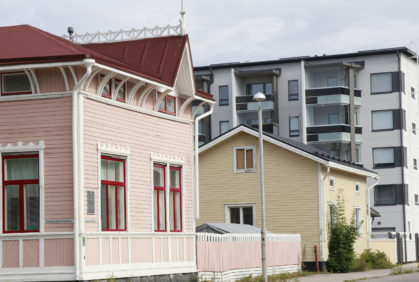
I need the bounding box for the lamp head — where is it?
[253,92,266,102]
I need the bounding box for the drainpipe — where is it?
[194,102,215,219]
[397,51,408,262]
[318,164,330,271]
[367,177,379,249]
[72,59,94,280]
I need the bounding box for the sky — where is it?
[2,0,419,66]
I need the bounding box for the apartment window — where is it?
[158,93,176,115]
[169,167,182,232]
[246,82,272,96]
[415,194,419,205]
[289,116,300,137]
[329,204,337,228]
[374,185,396,205]
[411,87,415,99]
[329,177,335,190]
[371,110,393,131]
[371,73,392,94]
[413,123,416,135]
[288,80,299,101]
[219,85,229,106]
[100,75,112,98]
[355,182,360,194]
[414,158,418,170]
[355,207,362,232]
[153,164,166,231]
[1,73,32,95]
[101,156,126,231]
[327,76,338,87]
[220,121,229,135]
[373,148,395,168]
[226,205,254,225]
[234,147,256,173]
[328,113,339,124]
[115,79,126,102]
[3,154,39,233]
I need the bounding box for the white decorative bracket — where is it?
[98,142,130,156]
[0,140,45,153]
[150,152,184,165]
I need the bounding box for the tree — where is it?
[327,194,360,273]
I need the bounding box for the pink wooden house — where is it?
[0,24,214,281]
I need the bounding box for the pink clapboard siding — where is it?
[197,234,301,272]
[3,240,19,268]
[23,239,39,267]
[44,238,74,266]
[83,97,193,233]
[131,238,152,263]
[0,97,74,232]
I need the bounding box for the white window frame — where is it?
[328,202,337,229]
[371,110,394,131]
[234,146,256,173]
[329,176,335,190]
[97,142,130,232]
[225,203,256,226]
[355,182,360,195]
[150,152,185,233]
[1,72,32,94]
[354,206,362,235]
[0,140,45,234]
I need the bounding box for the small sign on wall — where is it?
[87,191,95,215]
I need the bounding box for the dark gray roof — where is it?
[200,124,377,175]
[196,223,266,234]
[370,207,381,218]
[194,47,416,71]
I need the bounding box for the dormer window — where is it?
[157,92,176,115]
[1,73,32,95]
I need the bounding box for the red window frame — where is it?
[2,154,39,233]
[157,93,176,115]
[115,79,126,102]
[154,163,167,232]
[1,72,32,95]
[169,166,182,232]
[101,155,126,231]
[100,75,112,99]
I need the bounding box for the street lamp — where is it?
[253,92,267,281]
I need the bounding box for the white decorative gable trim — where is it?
[98,142,130,156]
[151,152,185,165]
[0,140,45,152]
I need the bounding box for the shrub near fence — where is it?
[196,233,301,281]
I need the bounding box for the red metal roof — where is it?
[196,90,215,101]
[83,36,187,87]
[0,24,214,99]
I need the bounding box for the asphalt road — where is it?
[363,272,419,281]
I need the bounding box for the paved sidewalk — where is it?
[298,263,418,282]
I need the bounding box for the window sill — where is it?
[371,91,394,95]
[372,129,395,132]
[234,169,256,173]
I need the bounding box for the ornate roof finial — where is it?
[180,0,186,35]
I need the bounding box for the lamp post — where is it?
[253,92,267,281]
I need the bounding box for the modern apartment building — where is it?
[194,47,419,243]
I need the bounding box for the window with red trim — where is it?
[1,72,32,95]
[169,166,182,232]
[100,75,112,98]
[2,154,39,233]
[153,164,166,231]
[157,93,176,115]
[100,156,126,231]
[115,79,126,102]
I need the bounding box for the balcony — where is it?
[306,87,361,105]
[251,123,274,133]
[236,94,274,111]
[307,125,362,143]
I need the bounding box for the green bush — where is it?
[327,195,360,273]
[351,249,393,271]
